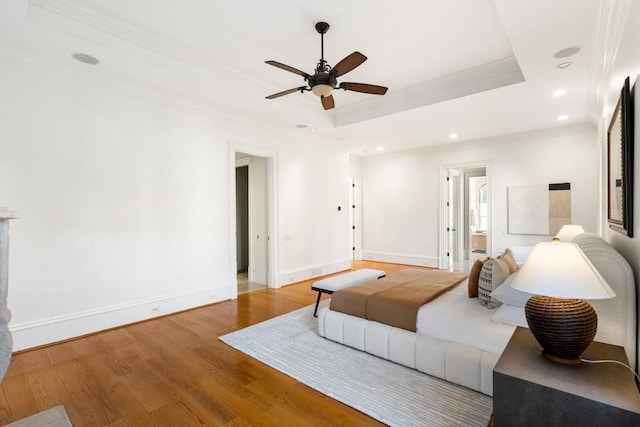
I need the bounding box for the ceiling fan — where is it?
[265,22,388,110]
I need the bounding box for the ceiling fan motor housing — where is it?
[309,72,337,89]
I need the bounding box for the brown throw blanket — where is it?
[330,269,468,332]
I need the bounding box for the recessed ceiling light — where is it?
[295,124,308,129]
[449,133,459,139]
[376,146,384,151]
[554,47,580,58]
[556,62,572,69]
[310,128,317,132]
[553,89,567,97]
[71,53,100,65]
[557,115,569,121]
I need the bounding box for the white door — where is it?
[349,176,363,261]
[234,152,270,287]
[451,174,461,262]
[350,177,356,259]
[444,172,457,269]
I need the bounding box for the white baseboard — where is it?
[10,285,234,352]
[361,251,439,269]
[278,259,352,286]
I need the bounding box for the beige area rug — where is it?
[6,406,72,427]
[220,302,493,427]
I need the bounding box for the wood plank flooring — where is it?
[0,261,430,426]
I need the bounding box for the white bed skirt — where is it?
[318,307,499,396]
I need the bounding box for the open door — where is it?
[440,161,492,271]
[234,152,270,294]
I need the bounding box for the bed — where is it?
[317,233,637,396]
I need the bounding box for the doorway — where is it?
[466,168,488,261]
[235,153,268,294]
[440,161,491,272]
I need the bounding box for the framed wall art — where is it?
[607,76,634,237]
[507,183,571,235]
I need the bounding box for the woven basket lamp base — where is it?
[524,295,598,365]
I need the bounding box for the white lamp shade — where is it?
[554,224,585,242]
[311,84,333,97]
[511,242,615,299]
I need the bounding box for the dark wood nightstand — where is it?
[493,327,640,426]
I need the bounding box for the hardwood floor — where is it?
[0,261,430,426]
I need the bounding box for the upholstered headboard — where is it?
[573,233,637,370]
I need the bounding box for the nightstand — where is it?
[493,327,640,426]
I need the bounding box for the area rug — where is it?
[6,405,72,427]
[220,302,493,427]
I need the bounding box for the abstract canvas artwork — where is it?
[507,183,571,235]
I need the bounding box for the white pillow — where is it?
[492,304,529,328]
[490,273,532,307]
[509,246,534,265]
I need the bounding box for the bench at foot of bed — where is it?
[311,268,385,317]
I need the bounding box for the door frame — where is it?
[439,160,492,269]
[229,143,280,295]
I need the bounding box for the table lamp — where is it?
[554,224,585,242]
[511,242,615,364]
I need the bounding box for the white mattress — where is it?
[416,279,517,355]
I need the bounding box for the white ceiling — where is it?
[0,0,609,155]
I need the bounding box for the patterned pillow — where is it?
[478,258,510,308]
[468,257,489,298]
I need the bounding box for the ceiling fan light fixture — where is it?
[312,84,333,97]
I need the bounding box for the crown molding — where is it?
[26,0,271,92]
[29,0,207,65]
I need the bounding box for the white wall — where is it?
[359,123,598,265]
[277,146,351,282]
[0,67,351,350]
[598,1,640,371]
[601,1,640,278]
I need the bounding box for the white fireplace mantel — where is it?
[0,207,17,382]
[0,208,18,220]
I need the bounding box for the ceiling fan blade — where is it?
[331,52,367,77]
[266,86,307,99]
[321,94,335,110]
[265,60,311,79]
[339,82,388,95]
